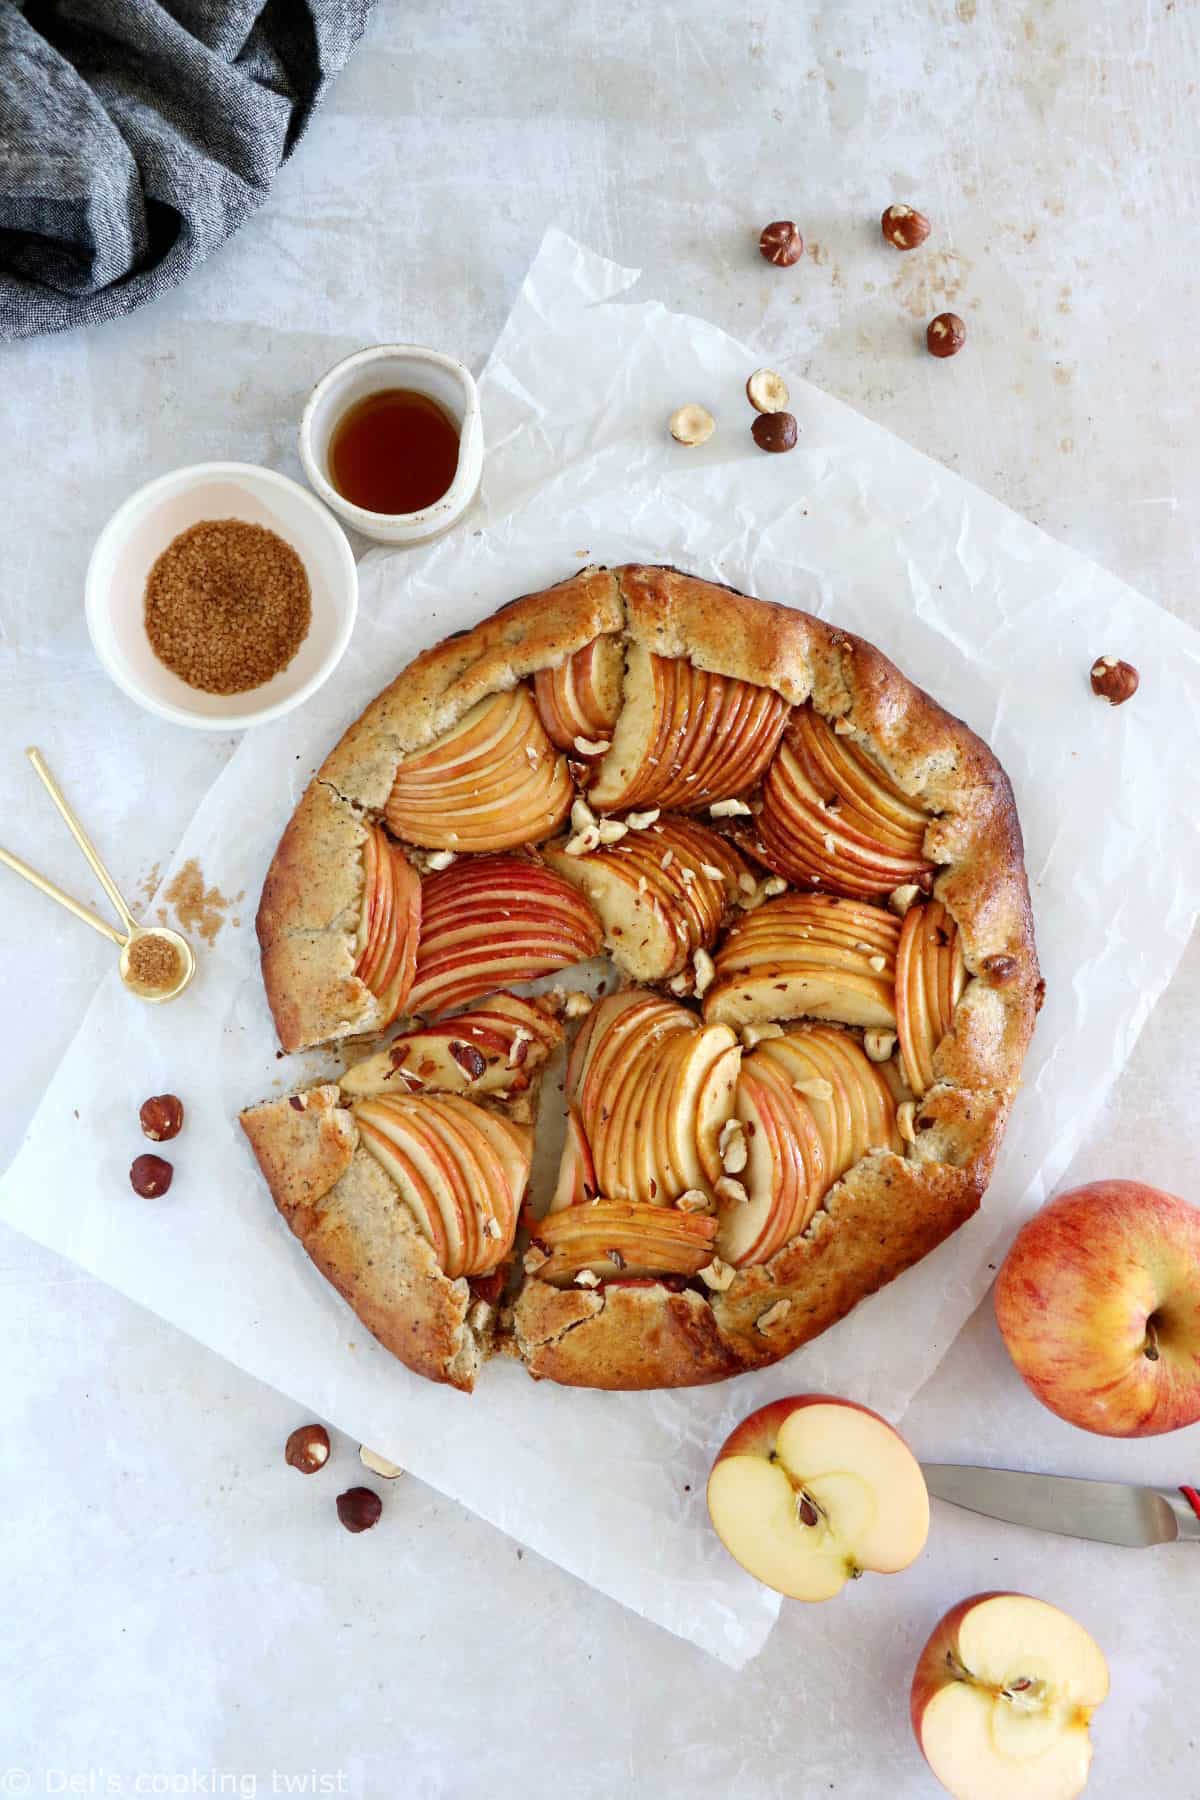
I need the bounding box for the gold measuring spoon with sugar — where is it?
[0,747,195,1003]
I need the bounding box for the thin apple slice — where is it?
[407,854,603,1017]
[756,704,935,898]
[704,893,899,1029]
[548,1104,599,1212]
[565,988,652,1102]
[385,687,573,851]
[896,899,967,1095]
[719,1051,820,1267]
[354,1097,474,1276]
[353,824,423,1028]
[751,1024,901,1182]
[354,1093,531,1276]
[527,1198,717,1284]
[577,991,689,1121]
[664,1022,741,1194]
[589,645,789,813]
[355,1114,450,1269]
[546,814,750,981]
[912,1593,1110,1800]
[707,1397,930,1602]
[533,634,624,751]
[340,993,560,1098]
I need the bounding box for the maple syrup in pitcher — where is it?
[328,388,461,515]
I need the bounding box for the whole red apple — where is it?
[995,1179,1200,1436]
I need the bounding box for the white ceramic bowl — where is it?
[298,344,483,546]
[85,462,358,730]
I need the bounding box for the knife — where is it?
[921,1464,1200,1548]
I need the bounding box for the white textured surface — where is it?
[3,2,1200,1794]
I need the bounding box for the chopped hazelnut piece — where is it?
[626,808,660,830]
[863,1029,897,1063]
[897,1100,917,1144]
[756,1299,792,1333]
[692,947,716,996]
[699,1257,736,1291]
[710,798,752,818]
[715,1175,749,1206]
[889,884,921,916]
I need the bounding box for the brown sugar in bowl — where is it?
[85,462,357,730]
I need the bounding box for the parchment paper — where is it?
[3,230,1199,1667]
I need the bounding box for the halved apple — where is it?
[532,634,624,751]
[588,645,789,813]
[527,1197,717,1284]
[339,993,562,1098]
[911,1593,1110,1800]
[895,899,967,1094]
[407,854,603,1017]
[353,824,422,1027]
[545,814,750,980]
[707,1396,930,1601]
[385,687,573,851]
[704,893,900,1029]
[353,1092,531,1277]
[755,704,935,897]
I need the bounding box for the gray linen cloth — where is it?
[0,0,373,339]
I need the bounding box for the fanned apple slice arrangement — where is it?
[246,565,1038,1397]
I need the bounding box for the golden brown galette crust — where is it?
[240,1088,483,1391]
[251,564,1040,1392]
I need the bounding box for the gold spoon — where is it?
[0,748,195,1003]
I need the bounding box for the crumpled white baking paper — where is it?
[3,230,1199,1667]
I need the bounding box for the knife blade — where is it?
[921,1463,1200,1548]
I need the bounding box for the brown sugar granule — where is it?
[144,519,311,695]
[162,858,230,945]
[127,934,182,989]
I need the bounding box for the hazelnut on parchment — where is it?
[881,204,931,250]
[758,220,804,266]
[1089,656,1139,706]
[139,1094,184,1141]
[926,313,966,358]
[336,1487,383,1533]
[746,368,790,414]
[285,1424,331,1474]
[129,1153,172,1197]
[669,404,716,447]
[751,411,799,453]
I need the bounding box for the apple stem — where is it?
[1144,1316,1161,1362]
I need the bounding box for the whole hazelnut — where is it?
[881,203,931,250]
[130,1152,172,1197]
[1090,656,1139,706]
[745,368,790,414]
[758,220,804,267]
[139,1093,184,1141]
[285,1423,331,1473]
[751,411,799,453]
[336,1487,383,1533]
[669,403,716,447]
[927,312,967,358]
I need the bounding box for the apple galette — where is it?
[241,566,1040,1392]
